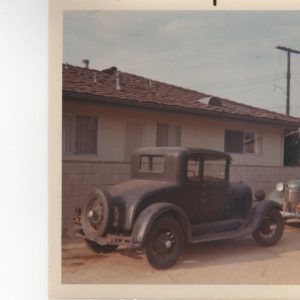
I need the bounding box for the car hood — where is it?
[107,179,181,229]
[286,178,300,190]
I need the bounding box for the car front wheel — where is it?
[252,207,284,247]
[142,217,184,270]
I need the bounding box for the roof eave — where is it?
[63,91,300,130]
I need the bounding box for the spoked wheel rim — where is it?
[259,216,277,238]
[252,207,284,247]
[144,217,184,270]
[82,189,114,238]
[86,197,105,232]
[151,228,176,259]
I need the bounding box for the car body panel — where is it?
[107,179,201,229]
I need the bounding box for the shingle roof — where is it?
[63,63,300,127]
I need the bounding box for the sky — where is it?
[63,10,300,118]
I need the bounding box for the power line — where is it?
[189,73,286,90]
[227,81,273,98]
[274,51,283,86]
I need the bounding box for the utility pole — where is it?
[276,46,300,116]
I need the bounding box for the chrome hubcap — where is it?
[165,240,172,248]
[86,198,104,230]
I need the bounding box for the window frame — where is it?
[62,113,99,155]
[155,122,182,147]
[202,157,228,182]
[187,155,201,182]
[224,129,263,155]
[139,155,165,173]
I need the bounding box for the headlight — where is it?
[276,182,285,192]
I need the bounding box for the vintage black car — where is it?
[67,147,284,269]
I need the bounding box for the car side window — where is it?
[187,156,201,181]
[203,158,226,182]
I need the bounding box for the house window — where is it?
[156,123,182,147]
[225,130,262,154]
[62,114,98,154]
[125,122,144,161]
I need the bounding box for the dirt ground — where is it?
[61,221,300,285]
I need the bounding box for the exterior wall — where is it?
[63,102,285,166]
[62,160,300,236]
[62,161,131,235]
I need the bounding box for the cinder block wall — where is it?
[62,161,300,236]
[230,165,300,195]
[62,161,131,235]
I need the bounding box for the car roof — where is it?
[134,147,232,160]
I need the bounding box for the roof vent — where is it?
[102,66,117,74]
[82,59,89,68]
[198,97,222,107]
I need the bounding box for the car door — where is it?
[184,155,202,224]
[197,156,231,223]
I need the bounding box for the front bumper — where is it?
[281,211,300,219]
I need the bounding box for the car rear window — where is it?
[139,155,165,173]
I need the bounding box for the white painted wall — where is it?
[63,102,285,166]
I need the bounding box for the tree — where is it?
[284,131,300,166]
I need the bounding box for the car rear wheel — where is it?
[84,239,118,253]
[142,217,184,270]
[252,207,284,247]
[82,189,114,238]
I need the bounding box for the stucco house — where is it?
[62,62,300,233]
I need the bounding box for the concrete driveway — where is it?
[61,221,300,285]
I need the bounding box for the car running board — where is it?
[190,218,255,243]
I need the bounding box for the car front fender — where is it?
[131,202,191,248]
[245,200,283,232]
[266,189,284,207]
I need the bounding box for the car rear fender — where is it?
[131,202,191,248]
